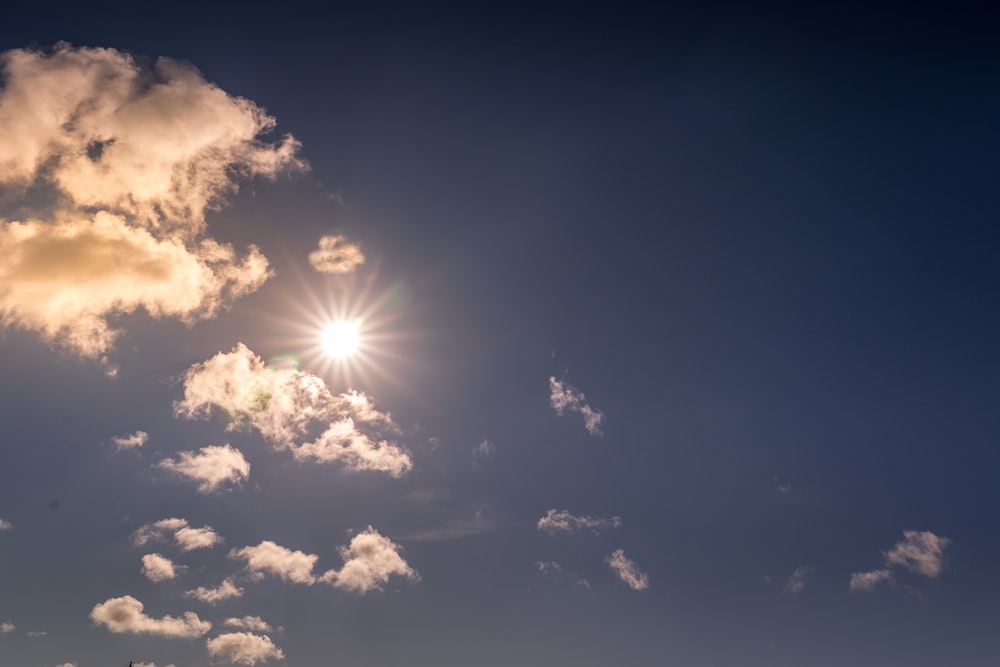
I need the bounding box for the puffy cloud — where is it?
[141,553,182,582]
[0,518,11,531]
[1,621,13,632]
[537,509,622,535]
[113,430,148,450]
[229,541,319,585]
[849,568,895,593]
[157,444,250,493]
[224,616,272,633]
[783,565,811,594]
[185,578,244,605]
[206,632,284,665]
[606,549,649,591]
[308,234,365,274]
[176,343,412,476]
[0,44,303,357]
[548,377,604,436]
[319,526,418,593]
[534,560,562,574]
[90,595,211,638]
[133,518,222,552]
[884,530,950,578]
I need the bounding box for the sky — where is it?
[0,4,999,667]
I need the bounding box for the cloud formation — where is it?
[884,530,950,577]
[320,526,419,593]
[549,377,604,436]
[229,541,319,585]
[0,44,303,357]
[1,622,13,632]
[113,430,148,450]
[133,518,222,552]
[157,444,250,493]
[185,578,244,605]
[849,568,894,593]
[308,234,365,274]
[141,553,182,582]
[176,343,412,476]
[783,565,811,594]
[90,595,211,638]
[224,616,272,633]
[535,560,562,574]
[606,549,649,591]
[537,509,622,535]
[0,518,11,531]
[206,632,284,665]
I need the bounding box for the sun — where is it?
[321,319,361,358]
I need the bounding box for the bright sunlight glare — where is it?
[321,319,361,358]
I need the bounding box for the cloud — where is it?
[1,622,13,632]
[176,343,412,476]
[308,234,365,274]
[206,632,284,665]
[90,595,211,638]
[535,560,562,574]
[27,631,46,637]
[849,568,895,593]
[537,509,622,535]
[55,663,76,667]
[224,616,272,633]
[157,444,250,493]
[783,565,811,594]
[606,549,649,591]
[113,430,148,450]
[0,44,303,357]
[319,526,419,593]
[0,518,10,531]
[229,541,319,585]
[548,377,604,436]
[185,578,244,605]
[133,517,222,552]
[884,530,950,577]
[141,553,182,582]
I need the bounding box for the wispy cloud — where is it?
[308,234,365,274]
[319,526,418,593]
[606,549,649,591]
[157,444,250,493]
[90,595,211,637]
[537,509,622,535]
[176,343,412,476]
[0,518,11,531]
[849,568,894,593]
[206,632,284,665]
[548,377,604,436]
[112,430,148,451]
[885,530,950,577]
[185,578,244,605]
[783,565,811,594]
[229,541,319,585]
[133,518,222,552]
[141,553,183,582]
[534,560,562,574]
[224,616,273,633]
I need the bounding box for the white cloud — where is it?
[176,343,412,476]
[308,234,365,274]
[224,616,272,633]
[849,568,895,593]
[229,541,319,585]
[783,565,811,594]
[606,549,649,591]
[319,526,419,593]
[1,622,13,632]
[185,578,244,605]
[141,553,182,582]
[0,44,303,357]
[54,663,76,667]
[157,443,250,493]
[884,530,950,577]
[133,517,222,552]
[90,595,211,638]
[548,377,604,436]
[113,430,148,450]
[534,560,562,574]
[206,632,284,665]
[0,518,12,531]
[537,509,622,535]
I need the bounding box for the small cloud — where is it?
[113,430,148,451]
[772,476,792,495]
[534,560,562,574]
[229,541,319,585]
[133,517,222,552]
[472,439,495,468]
[90,595,211,638]
[884,530,950,578]
[548,377,604,436]
[0,622,13,633]
[319,526,419,593]
[206,632,284,665]
[0,518,12,531]
[185,578,244,605]
[308,234,365,274]
[576,579,591,590]
[54,663,76,667]
[606,549,649,591]
[783,565,811,594]
[849,568,895,593]
[141,553,182,582]
[157,443,250,493]
[537,509,622,535]
[27,631,46,637]
[224,616,272,633]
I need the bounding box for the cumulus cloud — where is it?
[90,595,211,638]
[224,616,272,633]
[157,444,250,493]
[113,430,148,450]
[141,553,182,582]
[849,568,895,593]
[884,530,950,577]
[308,234,365,274]
[0,518,11,531]
[229,541,319,585]
[783,565,811,594]
[1,621,13,632]
[206,632,284,665]
[537,509,622,535]
[185,578,244,605]
[133,517,222,552]
[319,526,418,593]
[606,549,649,591]
[548,377,604,436]
[175,343,412,476]
[0,44,303,357]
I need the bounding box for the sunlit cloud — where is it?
[0,518,11,531]
[90,595,211,638]
[309,234,365,274]
[606,549,649,591]
[224,616,273,633]
[783,565,811,594]
[537,509,621,535]
[185,579,244,605]
[0,622,13,633]
[141,553,183,582]
[133,518,222,552]
[156,444,250,493]
[849,568,894,593]
[206,632,284,665]
[319,526,418,593]
[112,430,148,451]
[885,530,950,577]
[176,343,412,476]
[548,377,604,436]
[229,541,319,585]
[0,44,304,358]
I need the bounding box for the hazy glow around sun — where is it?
[321,320,361,358]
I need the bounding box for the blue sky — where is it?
[0,4,998,666]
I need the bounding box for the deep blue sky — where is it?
[1,4,998,666]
